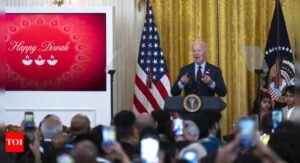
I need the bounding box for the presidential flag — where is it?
[263,0,295,101]
[133,0,171,113]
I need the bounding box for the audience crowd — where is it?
[0,86,299,163]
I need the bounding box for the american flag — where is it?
[133,0,171,113]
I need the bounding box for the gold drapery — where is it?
[150,0,295,134]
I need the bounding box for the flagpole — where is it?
[255,69,263,130]
[275,0,281,89]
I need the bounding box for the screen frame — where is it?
[4,7,114,127]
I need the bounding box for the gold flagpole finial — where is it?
[138,0,145,12]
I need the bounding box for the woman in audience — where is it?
[251,92,273,129]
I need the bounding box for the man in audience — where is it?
[175,120,207,162]
[282,85,299,121]
[52,132,71,149]
[70,114,91,139]
[159,140,177,163]
[136,113,158,134]
[43,132,72,163]
[41,115,63,140]
[90,124,105,155]
[114,111,139,159]
[199,110,224,155]
[40,114,63,158]
[192,114,210,139]
[151,110,171,135]
[71,140,97,163]
[174,120,203,152]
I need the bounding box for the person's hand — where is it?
[215,135,240,163]
[174,135,184,142]
[0,122,5,138]
[29,130,41,161]
[254,136,286,163]
[111,142,128,158]
[102,142,127,156]
[201,74,213,85]
[19,120,36,132]
[19,120,25,132]
[180,73,190,85]
[104,142,131,163]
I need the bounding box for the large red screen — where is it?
[5,13,106,91]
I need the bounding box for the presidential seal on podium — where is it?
[183,94,201,112]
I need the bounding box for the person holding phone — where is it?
[199,110,224,155]
[171,40,227,97]
[40,114,63,160]
[102,126,117,152]
[24,112,36,143]
[113,111,139,159]
[212,134,285,163]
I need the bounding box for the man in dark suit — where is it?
[171,41,227,97]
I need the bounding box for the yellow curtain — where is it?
[150,0,296,135]
[219,0,295,134]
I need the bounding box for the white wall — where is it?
[4,92,110,127]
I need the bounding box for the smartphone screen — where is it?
[238,117,257,149]
[24,112,35,142]
[102,126,116,145]
[57,154,74,163]
[65,144,74,150]
[141,137,159,163]
[24,112,34,122]
[173,118,184,136]
[24,112,34,128]
[272,110,283,130]
[182,149,198,163]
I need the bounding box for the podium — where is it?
[164,96,226,113]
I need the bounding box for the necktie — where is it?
[197,65,202,81]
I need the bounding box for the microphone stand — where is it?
[108,70,116,125]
